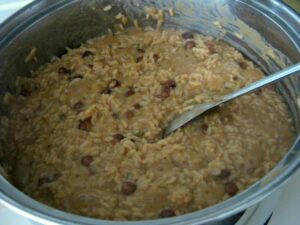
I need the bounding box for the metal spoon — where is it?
[163,63,300,137]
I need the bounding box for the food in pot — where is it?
[0,28,294,220]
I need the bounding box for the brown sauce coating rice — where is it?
[0,29,294,220]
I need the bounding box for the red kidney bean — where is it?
[112,113,119,119]
[137,48,145,53]
[185,40,196,49]
[125,89,135,97]
[73,101,84,113]
[121,181,137,195]
[255,89,262,96]
[81,155,94,166]
[78,117,92,131]
[218,169,231,179]
[204,41,216,54]
[162,80,176,90]
[159,208,176,218]
[101,87,112,95]
[81,50,94,58]
[224,181,239,196]
[182,31,194,39]
[58,67,71,75]
[125,110,134,119]
[237,61,248,69]
[136,55,144,63]
[153,54,159,63]
[113,133,125,142]
[201,123,209,133]
[70,75,83,80]
[233,76,239,81]
[133,103,141,109]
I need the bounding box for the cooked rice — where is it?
[0,29,294,220]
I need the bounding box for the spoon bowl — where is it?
[163,63,300,137]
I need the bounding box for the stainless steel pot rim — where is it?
[0,0,299,224]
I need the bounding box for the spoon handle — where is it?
[221,63,300,104]
[164,63,300,137]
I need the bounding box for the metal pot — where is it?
[0,0,299,224]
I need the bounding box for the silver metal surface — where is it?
[164,63,300,136]
[0,0,299,225]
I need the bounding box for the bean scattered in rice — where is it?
[0,28,294,221]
